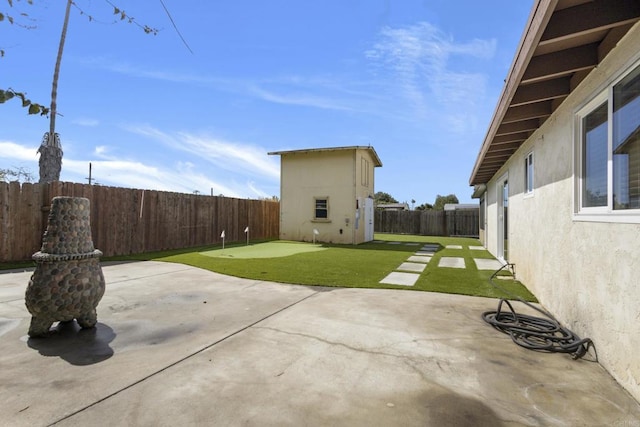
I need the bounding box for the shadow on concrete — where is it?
[27,321,115,366]
[419,391,506,427]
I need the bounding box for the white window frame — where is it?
[576,91,609,216]
[574,59,640,223]
[524,151,534,196]
[313,196,330,222]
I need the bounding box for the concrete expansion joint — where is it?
[104,267,196,285]
[1,297,26,304]
[46,290,323,426]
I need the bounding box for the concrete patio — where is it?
[1,261,639,426]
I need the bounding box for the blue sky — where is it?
[1,0,532,205]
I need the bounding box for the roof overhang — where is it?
[269,145,383,167]
[469,0,640,186]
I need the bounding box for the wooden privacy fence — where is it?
[374,209,479,237]
[0,181,280,262]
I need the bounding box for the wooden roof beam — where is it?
[522,43,598,84]
[496,119,540,136]
[541,0,640,45]
[478,158,512,166]
[491,133,528,145]
[503,101,552,123]
[511,77,571,106]
[487,142,522,154]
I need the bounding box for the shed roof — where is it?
[469,0,640,187]
[268,146,382,167]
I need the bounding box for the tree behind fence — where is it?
[374,209,479,237]
[0,182,280,263]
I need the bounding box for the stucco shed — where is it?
[269,146,382,245]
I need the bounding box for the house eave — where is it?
[469,0,640,187]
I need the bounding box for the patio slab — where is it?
[396,262,427,273]
[415,251,436,256]
[407,255,431,263]
[445,245,463,249]
[474,258,506,271]
[378,271,420,286]
[421,245,440,252]
[470,246,486,251]
[1,261,639,426]
[438,257,466,269]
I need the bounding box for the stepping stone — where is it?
[469,246,485,250]
[446,245,463,249]
[387,241,402,245]
[404,243,420,246]
[422,245,439,251]
[474,258,505,271]
[407,255,430,263]
[438,257,466,269]
[373,240,385,244]
[396,262,426,273]
[379,272,419,286]
[415,251,435,256]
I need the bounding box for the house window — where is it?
[613,65,640,210]
[314,197,329,220]
[576,61,640,220]
[581,100,608,208]
[524,152,534,194]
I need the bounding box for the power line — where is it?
[159,0,193,54]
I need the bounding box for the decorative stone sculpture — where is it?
[25,196,105,337]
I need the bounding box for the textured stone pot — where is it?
[25,196,105,337]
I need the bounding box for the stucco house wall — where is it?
[483,23,640,401]
[271,147,380,245]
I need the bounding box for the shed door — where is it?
[364,197,374,242]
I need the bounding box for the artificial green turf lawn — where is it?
[149,234,537,302]
[0,234,536,301]
[201,241,327,259]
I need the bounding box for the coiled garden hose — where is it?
[482,264,596,361]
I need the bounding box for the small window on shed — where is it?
[361,157,370,187]
[314,197,329,219]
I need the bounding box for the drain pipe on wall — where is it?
[482,264,596,361]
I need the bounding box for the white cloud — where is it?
[0,139,275,198]
[72,118,100,127]
[80,57,382,116]
[247,84,355,112]
[365,21,496,127]
[247,180,271,199]
[0,141,39,162]
[94,145,110,157]
[126,125,280,180]
[64,156,250,197]
[80,57,233,87]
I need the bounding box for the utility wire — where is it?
[159,0,193,54]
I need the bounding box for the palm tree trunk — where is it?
[38,0,72,183]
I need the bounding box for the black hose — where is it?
[482,264,596,360]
